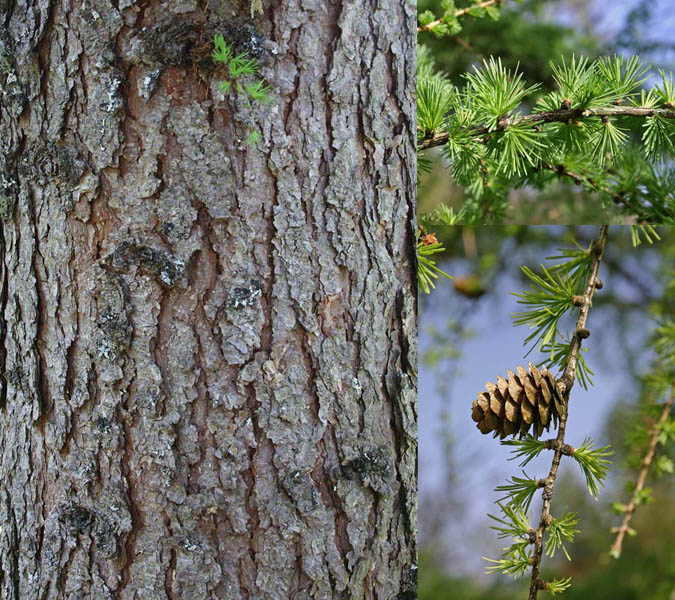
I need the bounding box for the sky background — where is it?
[555,0,675,64]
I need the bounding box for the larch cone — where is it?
[471,362,564,439]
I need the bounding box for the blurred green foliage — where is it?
[417,0,600,88]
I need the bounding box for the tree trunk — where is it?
[0,1,417,599]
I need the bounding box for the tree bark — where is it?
[0,1,417,599]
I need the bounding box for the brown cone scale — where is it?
[471,362,563,439]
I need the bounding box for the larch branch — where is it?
[527,225,609,600]
[610,384,674,558]
[538,163,636,213]
[418,106,675,151]
[417,0,502,33]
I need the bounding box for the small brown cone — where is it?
[471,363,563,439]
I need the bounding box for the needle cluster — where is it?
[418,232,453,294]
[212,33,272,105]
[417,48,675,222]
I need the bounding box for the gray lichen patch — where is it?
[0,192,13,221]
[99,70,124,114]
[137,67,162,102]
[96,314,132,360]
[0,29,14,74]
[226,280,262,309]
[55,145,88,188]
[216,279,266,365]
[94,272,132,366]
[93,513,118,557]
[101,242,187,288]
[0,71,26,119]
[58,501,122,557]
[18,142,57,184]
[0,28,25,120]
[96,335,121,361]
[0,169,17,221]
[133,388,163,419]
[5,365,25,395]
[96,272,128,318]
[341,446,393,495]
[154,184,199,252]
[280,470,319,516]
[17,141,88,197]
[60,502,96,534]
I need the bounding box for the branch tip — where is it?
[610,384,674,557]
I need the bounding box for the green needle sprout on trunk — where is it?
[212,34,272,106]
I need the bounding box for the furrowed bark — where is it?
[0,1,417,599]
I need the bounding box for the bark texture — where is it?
[0,0,417,598]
